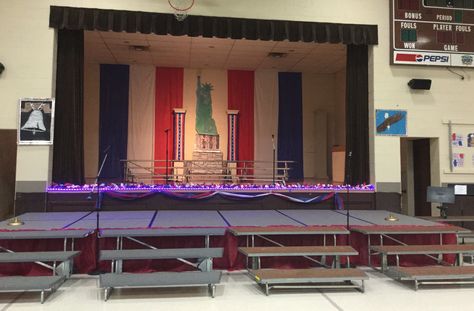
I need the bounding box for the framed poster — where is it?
[375,109,407,136]
[18,98,55,145]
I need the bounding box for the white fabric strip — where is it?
[254,70,279,177]
[127,65,155,162]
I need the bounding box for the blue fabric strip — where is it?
[277,72,304,181]
[99,64,130,180]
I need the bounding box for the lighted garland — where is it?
[47,183,375,193]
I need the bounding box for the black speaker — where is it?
[408,79,431,90]
[0,63,4,75]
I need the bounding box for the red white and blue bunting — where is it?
[103,190,344,209]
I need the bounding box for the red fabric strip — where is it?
[154,67,184,178]
[227,70,254,167]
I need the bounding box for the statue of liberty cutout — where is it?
[195,76,219,150]
[191,75,223,183]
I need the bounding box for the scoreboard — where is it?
[391,0,474,67]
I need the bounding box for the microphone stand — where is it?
[89,148,109,275]
[272,135,276,186]
[346,151,352,246]
[165,129,170,185]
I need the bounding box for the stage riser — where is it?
[15,192,401,214]
[0,232,456,276]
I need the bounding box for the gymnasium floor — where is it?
[0,268,473,311]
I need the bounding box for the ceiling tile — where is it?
[147,34,192,43]
[84,31,346,73]
[84,31,103,43]
[234,39,276,47]
[99,31,125,39]
[148,41,191,49]
[104,38,149,47]
[191,37,234,46]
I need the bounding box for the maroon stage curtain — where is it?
[228,70,255,172]
[154,68,184,177]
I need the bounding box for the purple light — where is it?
[47,183,375,193]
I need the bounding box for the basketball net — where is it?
[168,0,194,21]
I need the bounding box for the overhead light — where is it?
[130,45,150,52]
[267,52,288,58]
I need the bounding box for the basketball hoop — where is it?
[168,0,195,21]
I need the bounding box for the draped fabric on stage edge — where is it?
[99,64,130,180]
[155,68,183,176]
[227,70,255,167]
[345,45,369,185]
[52,29,85,185]
[0,231,456,275]
[277,72,304,181]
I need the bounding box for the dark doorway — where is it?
[413,139,431,216]
[0,129,17,219]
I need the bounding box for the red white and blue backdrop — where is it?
[83,65,347,183]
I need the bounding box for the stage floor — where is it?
[0,210,440,231]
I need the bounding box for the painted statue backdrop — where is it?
[195,76,218,136]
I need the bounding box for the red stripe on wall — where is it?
[228,70,255,164]
[154,67,183,179]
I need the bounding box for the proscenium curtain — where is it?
[154,67,184,176]
[278,72,304,181]
[99,64,130,181]
[50,6,378,45]
[228,70,255,167]
[345,44,369,185]
[52,29,85,184]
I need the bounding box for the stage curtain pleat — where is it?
[99,64,130,181]
[154,67,184,176]
[277,72,304,181]
[254,70,279,177]
[50,6,378,45]
[52,29,85,184]
[228,70,255,169]
[128,65,155,162]
[345,44,369,185]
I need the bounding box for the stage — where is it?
[0,210,441,230]
[0,209,463,276]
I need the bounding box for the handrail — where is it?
[122,159,295,184]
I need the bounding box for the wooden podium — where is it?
[332,146,345,184]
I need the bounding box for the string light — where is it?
[47,183,375,193]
